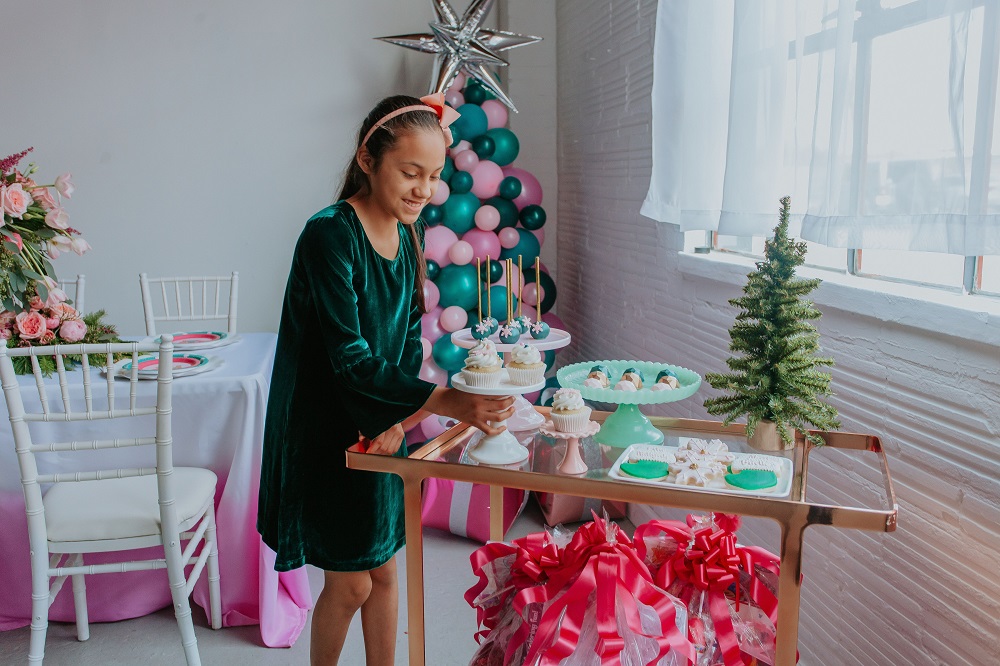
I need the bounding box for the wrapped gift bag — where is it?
[421,478,529,543]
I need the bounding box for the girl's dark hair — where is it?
[338,95,445,314]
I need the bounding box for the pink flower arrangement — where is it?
[5,294,88,345]
[1,147,91,312]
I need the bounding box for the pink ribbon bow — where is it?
[418,92,461,145]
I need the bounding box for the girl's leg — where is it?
[311,570,373,666]
[360,556,399,666]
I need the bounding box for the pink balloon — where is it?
[420,336,432,360]
[532,227,545,246]
[449,72,466,91]
[429,181,450,206]
[445,90,465,108]
[520,282,544,307]
[498,227,520,250]
[423,279,440,311]
[453,150,479,172]
[474,204,501,231]
[405,421,424,441]
[448,240,474,266]
[424,226,458,266]
[481,99,509,130]
[471,161,504,199]
[502,167,543,209]
[542,311,565,332]
[419,359,448,387]
[493,262,523,297]
[451,140,471,156]
[522,390,541,404]
[420,412,456,439]
[439,305,468,333]
[421,305,445,342]
[461,228,501,262]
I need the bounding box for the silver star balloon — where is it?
[375,0,542,112]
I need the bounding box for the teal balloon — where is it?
[450,170,474,194]
[442,192,480,234]
[449,127,463,147]
[498,176,522,200]
[481,285,516,322]
[436,264,480,310]
[425,259,440,281]
[453,104,489,141]
[472,135,496,159]
[464,84,488,105]
[432,335,466,373]
[483,259,503,283]
[499,229,541,266]
[486,128,520,166]
[525,268,557,314]
[422,204,442,225]
[543,350,556,371]
[441,156,455,182]
[484,196,519,229]
[519,205,546,230]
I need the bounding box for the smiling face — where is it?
[361,128,447,226]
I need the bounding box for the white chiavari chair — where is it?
[139,272,239,336]
[55,274,85,314]
[0,336,221,665]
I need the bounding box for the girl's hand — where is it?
[422,387,516,436]
[364,423,406,455]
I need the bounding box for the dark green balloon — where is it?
[450,170,474,194]
[464,84,488,105]
[486,128,519,166]
[449,127,463,147]
[432,335,466,372]
[472,135,496,159]
[441,156,455,182]
[453,104,488,141]
[436,263,480,310]
[498,176,522,200]
[484,259,503,283]
[524,267,557,314]
[543,350,556,372]
[422,204,442,225]
[481,285,517,322]
[499,229,541,267]
[519,205,546,230]
[484,196,519,229]
[425,259,440,281]
[442,192,480,234]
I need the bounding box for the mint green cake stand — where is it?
[556,360,702,448]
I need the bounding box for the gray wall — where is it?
[555,1,1000,664]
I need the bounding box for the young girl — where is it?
[257,94,515,665]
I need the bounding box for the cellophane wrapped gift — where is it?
[635,514,787,666]
[467,513,693,666]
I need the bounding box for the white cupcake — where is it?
[461,349,502,387]
[550,388,592,433]
[505,342,546,385]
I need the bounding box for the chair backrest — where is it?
[0,337,175,546]
[139,272,239,336]
[56,274,86,314]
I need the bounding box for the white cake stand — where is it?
[451,327,571,431]
[451,370,547,465]
[538,419,601,475]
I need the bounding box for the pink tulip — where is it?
[70,237,91,255]
[45,207,70,230]
[54,174,74,199]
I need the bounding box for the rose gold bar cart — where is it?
[346,408,898,666]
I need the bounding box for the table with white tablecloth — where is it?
[0,332,312,648]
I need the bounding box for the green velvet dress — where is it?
[258,200,435,572]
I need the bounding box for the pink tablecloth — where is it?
[0,332,312,647]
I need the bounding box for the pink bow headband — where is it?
[361,92,461,149]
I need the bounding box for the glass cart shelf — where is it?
[345,408,898,666]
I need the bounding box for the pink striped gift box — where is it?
[421,478,529,543]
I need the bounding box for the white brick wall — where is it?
[555,1,1000,664]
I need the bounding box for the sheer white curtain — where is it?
[642,0,1000,256]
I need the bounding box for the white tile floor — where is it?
[0,504,627,665]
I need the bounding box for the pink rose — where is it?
[0,329,11,340]
[2,232,23,252]
[58,318,87,343]
[70,237,91,256]
[54,174,74,199]
[1,183,33,218]
[45,317,60,330]
[15,311,47,340]
[0,311,15,327]
[29,187,57,211]
[28,296,44,311]
[44,207,70,230]
[39,330,56,345]
[49,302,78,320]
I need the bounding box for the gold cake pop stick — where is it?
[486,255,492,319]
[535,257,541,322]
[476,257,482,322]
[518,255,523,318]
[506,258,513,322]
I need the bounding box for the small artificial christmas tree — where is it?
[703,196,840,447]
